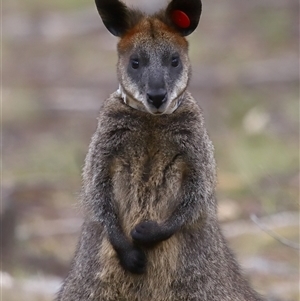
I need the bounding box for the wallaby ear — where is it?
[95,0,130,37]
[166,0,202,36]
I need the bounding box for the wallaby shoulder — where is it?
[86,91,209,161]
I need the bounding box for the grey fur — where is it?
[56,1,264,300]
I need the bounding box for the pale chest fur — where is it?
[111,138,186,236]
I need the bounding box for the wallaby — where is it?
[57,0,264,300]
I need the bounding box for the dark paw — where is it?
[118,246,146,274]
[131,220,164,246]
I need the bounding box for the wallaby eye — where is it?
[171,57,180,67]
[131,59,140,69]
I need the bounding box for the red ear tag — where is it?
[171,10,191,29]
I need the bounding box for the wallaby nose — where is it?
[147,90,167,109]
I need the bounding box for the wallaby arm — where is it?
[83,124,147,274]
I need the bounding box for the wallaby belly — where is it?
[97,151,186,300]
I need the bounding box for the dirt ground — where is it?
[2,0,299,300]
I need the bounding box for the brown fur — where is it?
[56,1,264,300]
[118,18,188,54]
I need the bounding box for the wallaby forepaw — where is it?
[119,246,146,274]
[131,220,164,245]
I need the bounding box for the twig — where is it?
[222,211,299,238]
[250,214,300,250]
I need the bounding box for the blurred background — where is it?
[2,0,299,300]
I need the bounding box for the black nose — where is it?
[147,90,167,109]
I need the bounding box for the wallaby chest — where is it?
[108,110,187,234]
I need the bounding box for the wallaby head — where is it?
[95,0,202,114]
